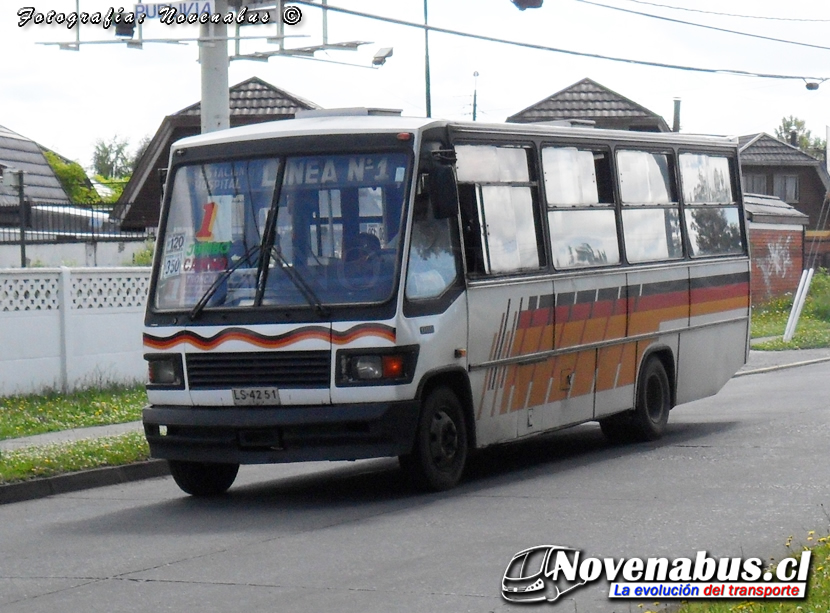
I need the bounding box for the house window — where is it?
[773,174,798,203]
[742,173,767,195]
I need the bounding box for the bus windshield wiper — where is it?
[189,245,261,320]
[269,246,330,318]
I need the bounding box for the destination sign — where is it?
[283,154,408,189]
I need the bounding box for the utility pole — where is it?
[4,169,28,267]
[472,71,479,121]
[423,0,431,118]
[200,0,230,133]
[17,170,26,268]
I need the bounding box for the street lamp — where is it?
[373,47,394,66]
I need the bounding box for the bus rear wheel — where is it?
[399,387,468,491]
[168,460,239,497]
[600,357,671,443]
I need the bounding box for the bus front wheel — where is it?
[168,460,239,497]
[399,387,468,491]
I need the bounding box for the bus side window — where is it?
[617,149,683,263]
[679,153,744,257]
[543,146,620,269]
[454,144,543,275]
[405,183,461,301]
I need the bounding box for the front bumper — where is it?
[142,400,420,465]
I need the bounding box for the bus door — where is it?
[542,145,625,426]
[454,143,550,446]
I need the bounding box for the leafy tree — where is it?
[43,150,100,204]
[89,135,151,203]
[775,116,826,162]
[92,174,128,204]
[93,136,131,179]
[130,135,151,173]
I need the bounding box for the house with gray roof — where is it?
[739,133,830,232]
[113,77,320,230]
[0,125,69,207]
[506,78,670,132]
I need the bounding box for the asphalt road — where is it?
[2,362,829,613]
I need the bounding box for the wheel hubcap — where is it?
[428,410,458,469]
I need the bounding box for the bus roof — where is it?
[171,110,739,152]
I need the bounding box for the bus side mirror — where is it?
[429,165,459,219]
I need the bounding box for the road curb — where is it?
[1,356,826,504]
[0,460,169,505]
[734,356,830,378]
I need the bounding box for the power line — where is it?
[621,0,830,23]
[574,0,830,52]
[289,0,828,82]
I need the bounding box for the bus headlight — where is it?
[145,353,184,388]
[336,347,418,386]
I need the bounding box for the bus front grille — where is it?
[185,351,331,389]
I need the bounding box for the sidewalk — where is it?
[737,347,830,376]
[2,347,829,504]
[0,420,165,505]
[0,420,144,453]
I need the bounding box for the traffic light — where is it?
[512,0,544,9]
[114,20,136,37]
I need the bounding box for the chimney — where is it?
[790,129,798,147]
[672,98,681,132]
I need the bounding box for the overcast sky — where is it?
[3,0,829,169]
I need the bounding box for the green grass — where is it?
[662,533,830,613]
[751,269,830,350]
[0,385,146,441]
[0,431,150,484]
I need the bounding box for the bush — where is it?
[130,240,155,266]
[805,268,830,321]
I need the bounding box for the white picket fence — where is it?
[0,267,151,396]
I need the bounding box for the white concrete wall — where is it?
[0,267,151,396]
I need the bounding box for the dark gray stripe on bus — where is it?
[690,271,749,290]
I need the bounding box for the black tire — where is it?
[168,460,239,497]
[399,387,468,491]
[631,357,671,441]
[600,357,672,443]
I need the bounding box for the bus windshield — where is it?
[154,151,410,311]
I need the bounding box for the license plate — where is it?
[232,387,280,406]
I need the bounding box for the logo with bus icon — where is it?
[502,545,587,604]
